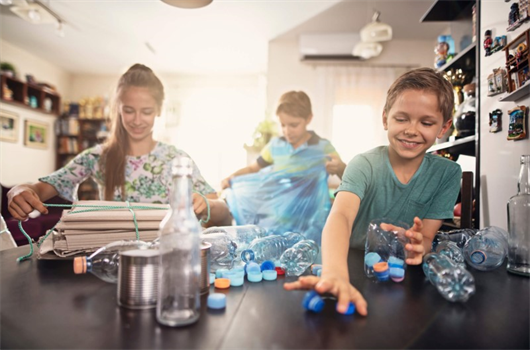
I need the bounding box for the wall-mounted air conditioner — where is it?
[299,33,364,61]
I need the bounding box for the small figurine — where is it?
[489,109,503,133]
[515,43,527,68]
[435,35,450,68]
[509,2,520,26]
[484,30,493,56]
[507,105,528,140]
[2,84,13,101]
[453,82,476,137]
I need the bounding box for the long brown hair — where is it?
[100,64,164,200]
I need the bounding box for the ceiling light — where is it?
[352,42,383,59]
[0,0,13,6]
[56,20,65,37]
[161,0,212,9]
[27,8,40,22]
[7,0,67,37]
[360,11,393,43]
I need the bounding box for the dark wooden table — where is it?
[1,246,528,349]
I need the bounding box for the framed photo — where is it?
[0,109,19,143]
[24,119,49,149]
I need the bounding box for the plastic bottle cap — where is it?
[209,273,216,284]
[207,293,226,309]
[247,272,263,283]
[274,267,285,276]
[260,260,275,271]
[364,252,382,267]
[343,302,356,315]
[471,250,486,264]
[311,264,322,274]
[316,269,322,277]
[73,257,87,274]
[262,270,277,281]
[373,262,389,272]
[229,274,244,287]
[388,256,405,268]
[245,262,261,275]
[390,267,405,282]
[214,278,230,289]
[302,291,324,313]
[215,268,229,279]
[232,266,246,276]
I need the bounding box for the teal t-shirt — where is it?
[337,146,462,249]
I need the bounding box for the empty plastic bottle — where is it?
[73,239,151,283]
[434,240,465,266]
[280,239,319,276]
[423,252,475,302]
[241,232,303,264]
[0,214,16,250]
[463,226,509,271]
[201,225,266,250]
[432,228,478,251]
[200,231,238,271]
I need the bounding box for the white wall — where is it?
[480,4,530,229]
[266,38,434,140]
[0,39,71,186]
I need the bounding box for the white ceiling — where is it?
[0,0,446,76]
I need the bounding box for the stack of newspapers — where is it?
[40,200,168,257]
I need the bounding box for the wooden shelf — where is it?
[420,0,474,22]
[428,135,476,153]
[499,83,530,102]
[437,42,476,73]
[0,75,61,115]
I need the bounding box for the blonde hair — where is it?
[384,67,454,123]
[276,91,312,120]
[100,64,164,200]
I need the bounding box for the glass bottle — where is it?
[73,240,151,283]
[507,155,530,276]
[157,157,202,327]
[0,214,16,250]
[423,252,475,302]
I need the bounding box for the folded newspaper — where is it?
[39,200,168,257]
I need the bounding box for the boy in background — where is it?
[221,91,345,188]
[284,68,462,317]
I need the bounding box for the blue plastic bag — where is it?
[225,149,331,244]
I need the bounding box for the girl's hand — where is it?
[7,185,48,221]
[404,217,425,265]
[192,193,208,218]
[284,274,368,316]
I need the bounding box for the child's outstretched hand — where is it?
[404,216,425,265]
[284,274,368,316]
[325,154,346,178]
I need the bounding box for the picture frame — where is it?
[0,109,19,143]
[24,119,49,149]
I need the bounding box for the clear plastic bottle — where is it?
[241,232,303,264]
[157,157,202,327]
[463,226,508,271]
[507,155,530,276]
[423,252,475,302]
[280,239,320,276]
[73,240,151,283]
[434,240,465,266]
[432,228,477,251]
[200,231,238,271]
[201,225,266,250]
[0,214,16,250]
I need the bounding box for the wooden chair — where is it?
[459,171,474,229]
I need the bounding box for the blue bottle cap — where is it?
[247,272,263,283]
[230,274,244,287]
[316,269,322,277]
[222,270,237,279]
[390,267,405,282]
[260,260,275,271]
[216,268,229,279]
[388,256,405,268]
[311,264,322,275]
[232,266,246,276]
[207,293,226,309]
[209,273,216,284]
[245,262,261,275]
[343,302,356,315]
[302,291,324,313]
[262,269,277,281]
[364,252,382,267]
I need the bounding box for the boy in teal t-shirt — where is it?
[285,68,462,317]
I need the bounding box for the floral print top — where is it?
[39,142,215,203]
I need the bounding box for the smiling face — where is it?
[118,86,160,144]
[278,112,312,149]
[383,89,452,164]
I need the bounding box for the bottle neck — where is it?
[518,155,530,195]
[171,173,195,217]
